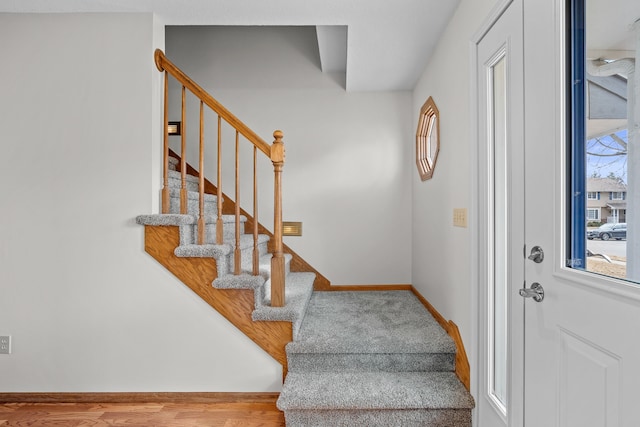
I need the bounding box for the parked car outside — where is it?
[587,223,626,240]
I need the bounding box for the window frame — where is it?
[567,0,587,269]
[586,208,600,221]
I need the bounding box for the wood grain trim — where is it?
[144,225,291,371]
[0,392,279,404]
[155,49,272,157]
[170,150,331,291]
[446,320,471,392]
[410,288,449,330]
[410,287,471,391]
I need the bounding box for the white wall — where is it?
[165,26,413,285]
[411,0,498,384]
[0,13,281,392]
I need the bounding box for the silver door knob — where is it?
[528,246,544,263]
[519,282,544,302]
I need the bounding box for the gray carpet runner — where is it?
[277,291,474,426]
[137,155,474,425]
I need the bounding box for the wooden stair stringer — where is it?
[144,225,291,370]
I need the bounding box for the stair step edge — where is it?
[174,244,232,258]
[212,254,293,289]
[259,253,293,270]
[169,188,221,201]
[213,274,266,290]
[167,170,200,183]
[285,340,457,355]
[277,371,475,411]
[201,214,247,224]
[136,214,247,227]
[252,272,315,339]
[286,352,455,374]
[136,214,195,226]
[175,234,270,257]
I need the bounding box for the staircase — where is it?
[137,156,316,341]
[137,158,474,426]
[137,49,474,426]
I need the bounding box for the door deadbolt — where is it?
[528,246,544,263]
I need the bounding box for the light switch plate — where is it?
[453,208,468,228]
[0,336,11,354]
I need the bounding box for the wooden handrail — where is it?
[154,49,271,158]
[156,49,287,307]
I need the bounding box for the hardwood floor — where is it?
[0,401,285,426]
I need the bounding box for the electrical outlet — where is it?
[453,208,468,228]
[0,336,10,354]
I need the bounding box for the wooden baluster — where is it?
[234,131,241,275]
[252,146,259,276]
[216,116,224,245]
[180,86,187,214]
[270,130,286,307]
[162,71,170,214]
[198,101,205,245]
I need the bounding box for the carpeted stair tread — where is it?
[277,371,474,410]
[167,170,206,192]
[287,291,456,354]
[135,213,245,227]
[174,244,231,258]
[286,351,455,373]
[136,214,196,226]
[211,254,292,289]
[169,187,218,201]
[213,274,266,289]
[252,272,315,339]
[168,169,200,182]
[174,234,270,258]
[200,214,247,224]
[259,253,293,275]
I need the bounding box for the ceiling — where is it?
[585,0,640,139]
[587,0,640,58]
[0,0,461,91]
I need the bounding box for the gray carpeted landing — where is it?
[288,291,456,354]
[278,291,474,426]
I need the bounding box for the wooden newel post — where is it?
[270,130,286,307]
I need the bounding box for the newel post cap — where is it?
[271,130,285,163]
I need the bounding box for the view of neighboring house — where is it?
[586,177,627,223]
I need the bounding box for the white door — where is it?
[522,0,640,425]
[477,0,640,426]
[475,1,524,426]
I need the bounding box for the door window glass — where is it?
[489,52,508,412]
[569,0,640,284]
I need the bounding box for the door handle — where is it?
[519,282,544,302]
[528,246,544,263]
